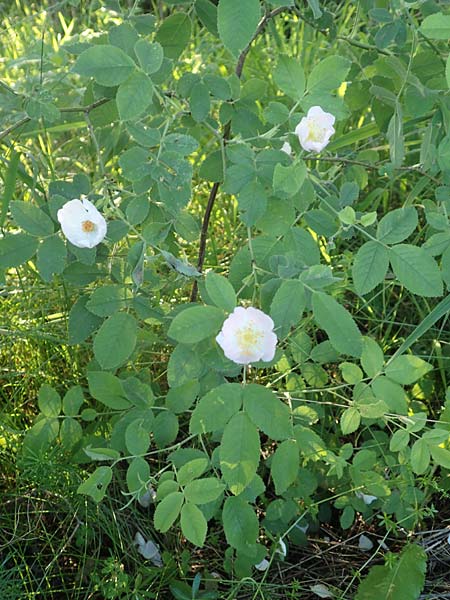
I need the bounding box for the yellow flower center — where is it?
[306,120,325,143]
[236,322,264,356]
[81,219,96,233]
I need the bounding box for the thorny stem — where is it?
[190,6,289,302]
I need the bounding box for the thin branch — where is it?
[0,97,109,142]
[190,6,290,302]
[306,154,441,184]
[336,35,392,57]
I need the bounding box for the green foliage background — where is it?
[1,0,450,598]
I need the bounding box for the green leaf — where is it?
[312,292,363,357]
[108,23,139,56]
[23,417,59,453]
[60,417,83,449]
[119,146,149,181]
[355,543,426,600]
[154,491,184,532]
[10,201,54,236]
[157,480,180,501]
[389,429,410,452]
[195,0,218,35]
[38,384,61,417]
[361,337,384,378]
[411,439,430,474]
[86,285,128,317]
[220,412,260,495]
[123,377,154,409]
[387,103,404,168]
[134,39,163,74]
[177,458,208,486]
[222,496,259,551]
[307,56,351,93]
[189,82,210,122]
[155,12,192,59]
[307,0,322,18]
[429,445,450,469]
[84,446,120,461]
[270,279,306,338]
[273,55,305,100]
[127,124,160,149]
[389,244,443,297]
[153,411,179,448]
[163,133,199,155]
[237,180,267,226]
[125,418,150,455]
[0,233,38,268]
[1,150,20,227]
[352,241,389,295]
[168,305,224,344]
[127,456,150,494]
[180,502,207,546]
[273,161,307,198]
[243,384,293,441]
[190,383,243,434]
[68,296,103,345]
[77,466,113,503]
[371,377,409,415]
[385,355,433,385]
[205,272,236,312]
[166,380,199,414]
[87,371,131,410]
[376,207,418,244]
[73,45,136,86]
[199,150,224,182]
[217,0,260,57]
[183,478,225,504]
[37,235,66,282]
[340,362,363,384]
[271,439,299,494]
[419,12,450,40]
[93,312,138,370]
[63,386,84,416]
[340,407,361,434]
[116,70,153,121]
[446,55,450,90]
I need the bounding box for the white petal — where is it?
[307,105,327,120]
[295,522,309,534]
[260,331,277,361]
[356,492,377,505]
[310,584,334,598]
[359,534,373,551]
[295,118,309,142]
[277,539,287,558]
[281,141,292,155]
[247,307,275,331]
[255,558,270,571]
[134,532,163,566]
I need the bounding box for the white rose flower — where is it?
[295,106,336,153]
[216,306,277,365]
[57,197,107,249]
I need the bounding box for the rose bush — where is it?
[2,0,450,597]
